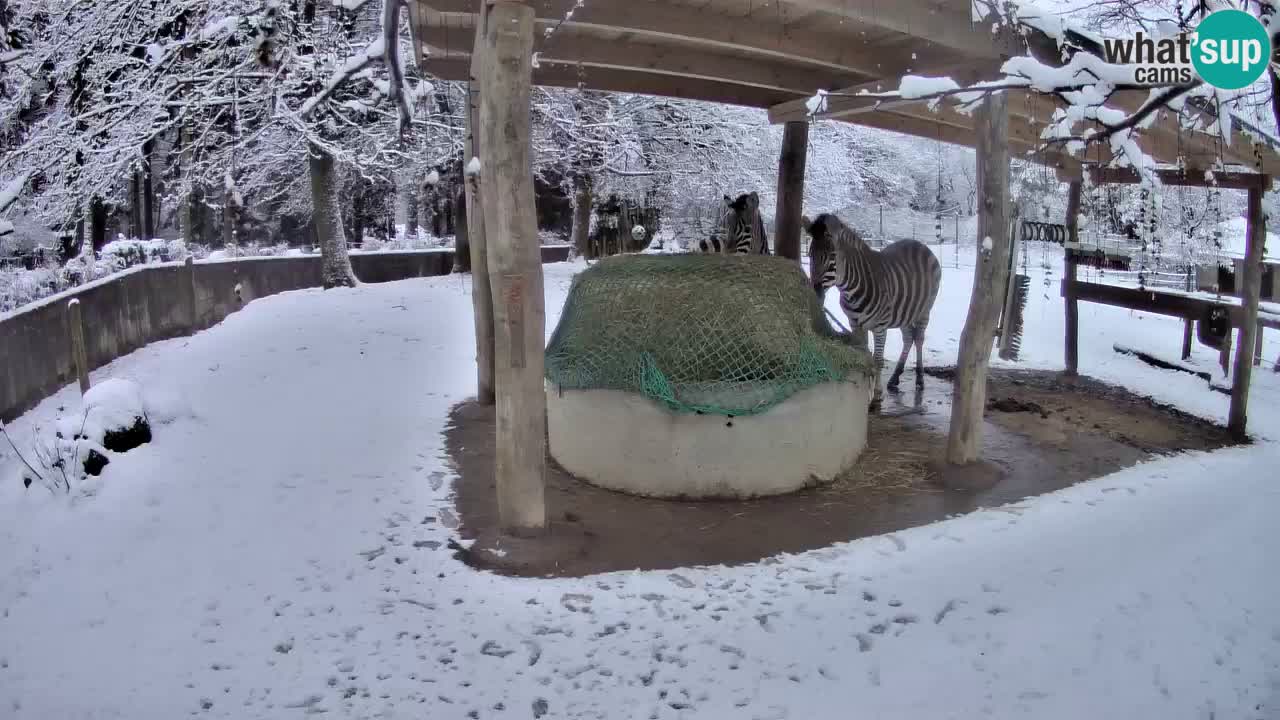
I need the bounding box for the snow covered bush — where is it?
[99,238,187,269]
[3,379,154,493]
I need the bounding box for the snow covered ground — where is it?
[2,246,1279,719]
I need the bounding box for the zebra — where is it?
[802,213,942,407]
[697,192,769,255]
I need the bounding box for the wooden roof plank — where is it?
[422,56,798,109]
[416,19,863,95]
[419,0,939,78]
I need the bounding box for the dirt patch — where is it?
[444,368,1236,578]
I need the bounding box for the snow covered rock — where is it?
[62,379,152,455]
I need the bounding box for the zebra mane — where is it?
[811,213,869,255]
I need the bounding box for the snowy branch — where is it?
[381,0,413,133]
[301,38,386,117]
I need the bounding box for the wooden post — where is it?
[1181,319,1194,361]
[67,299,90,395]
[478,0,546,534]
[1063,180,1082,375]
[1228,183,1267,440]
[184,255,198,331]
[465,1,496,405]
[946,92,1011,466]
[1254,323,1263,366]
[774,120,808,262]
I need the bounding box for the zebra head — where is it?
[719,192,766,254]
[802,214,838,298]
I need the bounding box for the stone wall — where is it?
[1,247,571,422]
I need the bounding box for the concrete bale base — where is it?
[546,379,869,499]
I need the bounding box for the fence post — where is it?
[67,299,90,395]
[184,255,198,332]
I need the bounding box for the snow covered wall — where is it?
[0,247,571,422]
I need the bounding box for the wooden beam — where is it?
[1229,183,1267,440]
[465,1,495,405]
[424,56,799,109]
[1062,278,1280,330]
[479,0,546,533]
[947,91,1011,467]
[774,120,808,262]
[1089,165,1273,191]
[1064,180,1082,375]
[418,21,862,95]
[419,0,933,78]
[838,108,1088,172]
[787,0,1012,58]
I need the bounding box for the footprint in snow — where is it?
[438,508,460,529]
[667,573,695,589]
[934,599,961,624]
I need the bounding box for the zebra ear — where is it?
[801,215,813,233]
[723,195,733,205]
[748,191,759,206]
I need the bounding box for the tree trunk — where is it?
[130,170,143,240]
[74,206,85,258]
[479,0,546,534]
[222,184,237,248]
[466,1,496,405]
[394,170,416,242]
[89,196,108,253]
[308,142,357,288]
[179,122,199,245]
[946,92,1011,466]
[141,140,155,241]
[416,177,431,240]
[570,173,592,257]
[774,120,808,262]
[352,185,365,247]
[1228,184,1267,440]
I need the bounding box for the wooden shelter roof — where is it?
[409,0,1280,177]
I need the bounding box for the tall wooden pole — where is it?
[774,120,808,262]
[1228,182,1267,440]
[946,92,1011,466]
[465,2,496,405]
[1063,180,1082,375]
[67,299,90,395]
[479,0,546,534]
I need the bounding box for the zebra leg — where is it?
[887,326,914,393]
[913,324,926,388]
[870,329,887,407]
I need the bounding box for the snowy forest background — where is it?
[1,0,1277,312]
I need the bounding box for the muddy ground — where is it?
[443,368,1236,578]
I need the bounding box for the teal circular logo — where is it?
[1193,10,1271,90]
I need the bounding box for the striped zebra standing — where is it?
[698,192,769,255]
[802,213,942,407]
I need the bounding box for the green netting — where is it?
[545,253,875,416]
